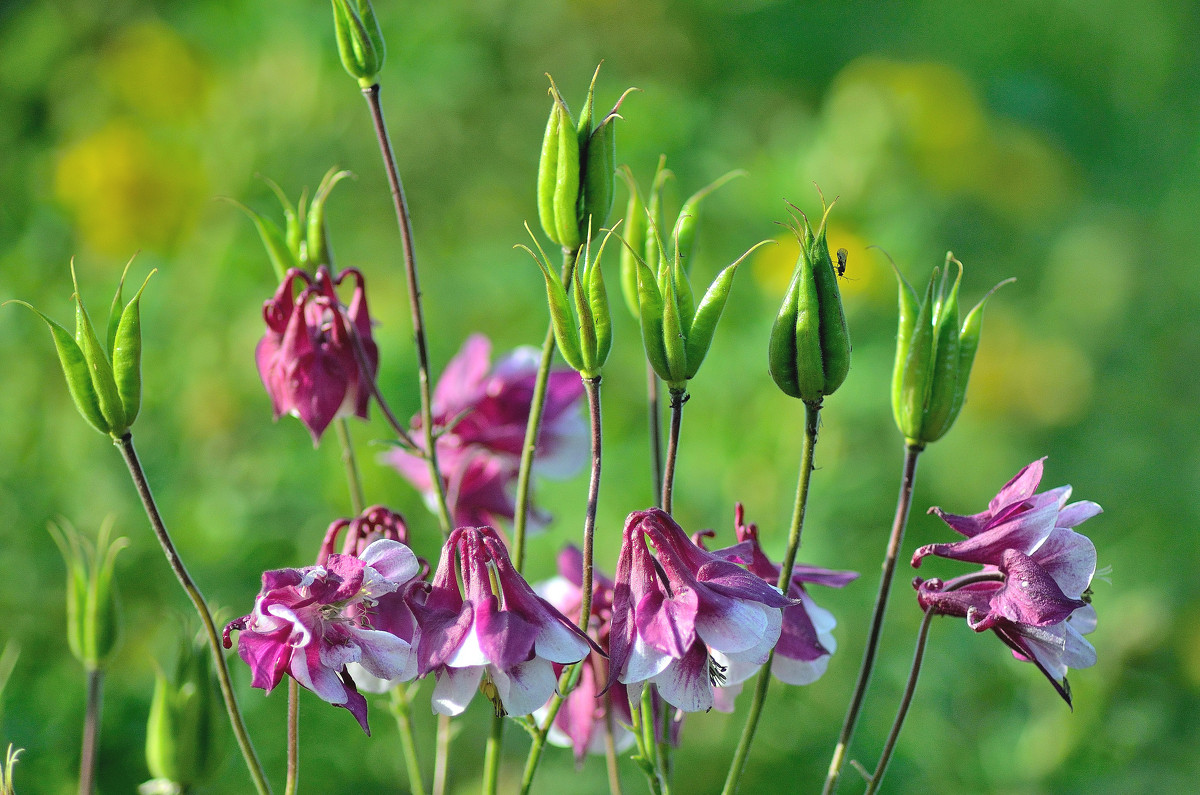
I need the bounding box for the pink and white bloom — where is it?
[535,546,635,765]
[415,526,595,717]
[223,539,420,733]
[256,265,378,444]
[606,509,792,713]
[912,458,1102,705]
[383,334,586,528]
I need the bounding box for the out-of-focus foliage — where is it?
[1,0,1196,791]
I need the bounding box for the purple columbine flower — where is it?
[415,526,595,717]
[606,509,792,713]
[711,504,858,688]
[911,458,1102,705]
[256,265,378,444]
[223,538,420,733]
[534,545,636,765]
[382,334,586,528]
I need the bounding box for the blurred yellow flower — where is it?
[100,21,209,122]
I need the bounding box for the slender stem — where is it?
[483,713,505,795]
[512,247,578,571]
[645,363,663,507]
[433,714,451,795]
[822,443,923,795]
[285,679,299,795]
[640,686,669,795]
[116,434,271,795]
[79,668,102,795]
[721,401,822,795]
[661,389,685,514]
[604,706,623,795]
[390,687,427,795]
[863,610,934,795]
[346,319,418,450]
[335,418,366,515]
[361,83,452,535]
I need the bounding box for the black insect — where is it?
[835,247,849,279]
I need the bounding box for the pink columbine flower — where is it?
[710,505,858,688]
[911,458,1101,705]
[415,526,595,717]
[223,538,419,733]
[606,509,792,713]
[535,546,636,765]
[256,265,378,444]
[383,334,586,527]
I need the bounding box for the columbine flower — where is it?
[415,526,594,717]
[383,334,586,527]
[256,265,378,444]
[712,504,858,687]
[606,509,792,713]
[535,546,635,765]
[911,458,1101,705]
[223,539,419,733]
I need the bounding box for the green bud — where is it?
[306,168,352,268]
[331,0,386,86]
[617,166,647,319]
[145,631,223,790]
[768,197,851,404]
[48,517,128,671]
[890,253,1012,445]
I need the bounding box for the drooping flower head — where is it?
[535,545,636,765]
[383,334,586,528]
[711,504,858,687]
[606,509,792,713]
[223,539,419,733]
[256,265,378,444]
[911,458,1102,705]
[415,526,595,717]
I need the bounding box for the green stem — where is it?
[822,443,923,795]
[661,389,684,514]
[483,713,504,795]
[433,714,451,795]
[361,82,452,536]
[641,686,669,795]
[720,400,822,795]
[512,247,578,571]
[863,610,934,795]
[390,687,427,795]
[335,418,366,515]
[116,434,271,795]
[285,679,298,795]
[604,706,623,795]
[645,362,663,507]
[79,668,102,795]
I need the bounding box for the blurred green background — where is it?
[1,0,1196,792]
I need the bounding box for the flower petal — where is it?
[491,657,560,716]
[431,665,485,716]
[653,642,714,713]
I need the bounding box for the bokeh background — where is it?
[1,0,1196,792]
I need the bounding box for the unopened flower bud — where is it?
[49,517,128,672]
[768,196,851,404]
[144,631,222,792]
[891,255,1012,445]
[331,0,386,86]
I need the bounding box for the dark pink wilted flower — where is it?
[606,509,792,713]
[912,458,1101,705]
[383,334,585,527]
[415,526,595,717]
[707,505,858,688]
[257,265,378,444]
[223,538,419,733]
[534,546,636,765]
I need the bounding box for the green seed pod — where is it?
[49,518,127,671]
[111,271,155,428]
[660,267,688,389]
[224,196,298,283]
[71,268,127,435]
[522,238,584,373]
[331,0,385,85]
[146,631,223,789]
[586,242,613,370]
[10,301,108,434]
[617,166,646,319]
[682,246,761,380]
[552,91,582,251]
[888,261,921,431]
[644,156,671,273]
[634,255,670,381]
[306,168,352,268]
[671,169,745,274]
[921,260,964,438]
[767,199,851,404]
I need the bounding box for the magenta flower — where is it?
[714,504,858,686]
[223,538,420,733]
[912,458,1101,704]
[415,526,595,717]
[534,546,635,764]
[383,334,586,527]
[256,265,378,444]
[606,509,792,713]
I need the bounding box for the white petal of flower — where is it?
[432,665,485,716]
